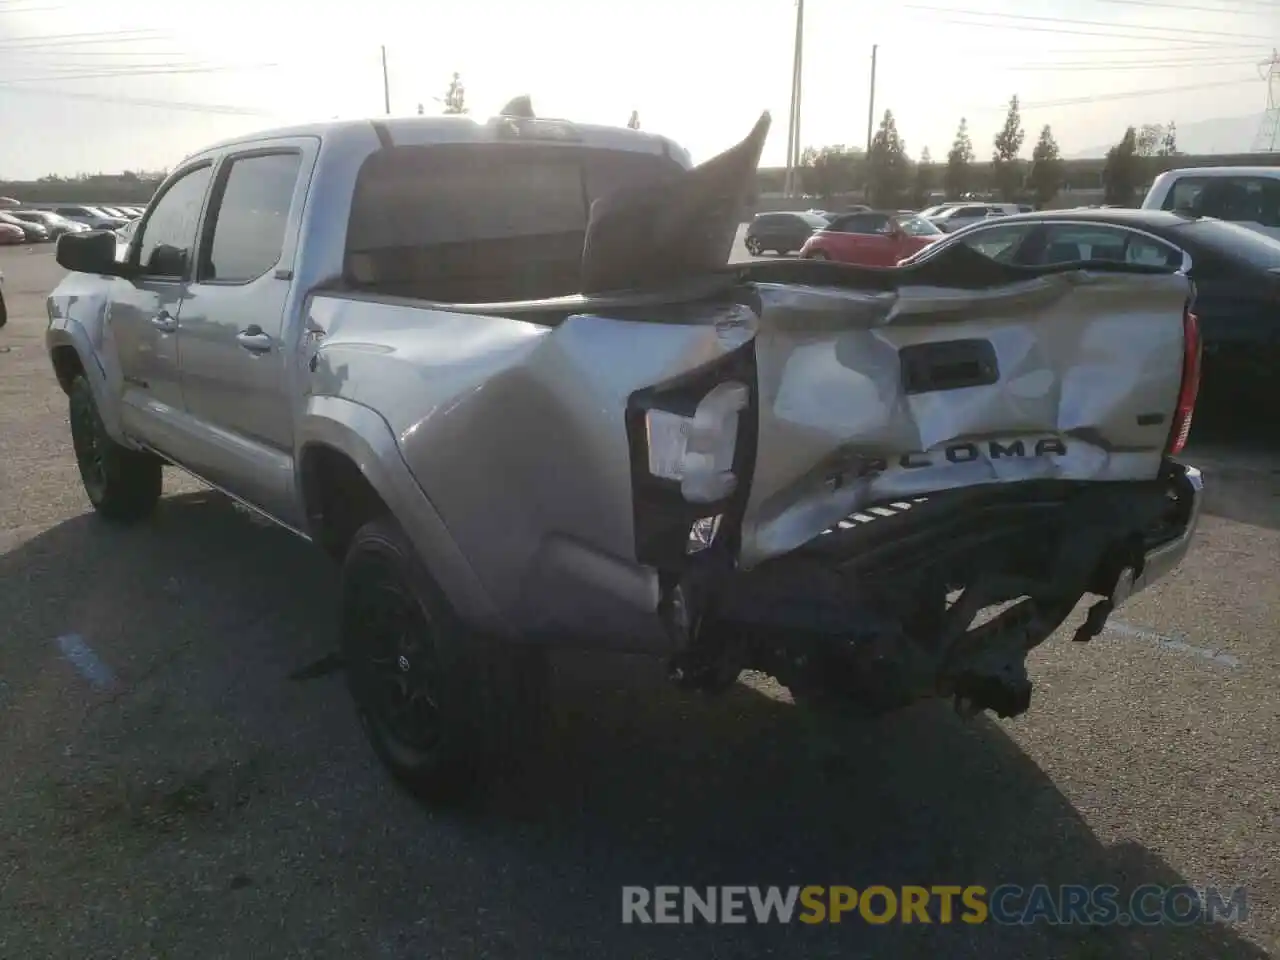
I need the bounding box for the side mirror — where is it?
[145,243,187,277]
[56,231,126,277]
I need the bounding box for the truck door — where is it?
[111,161,213,451]
[175,140,315,528]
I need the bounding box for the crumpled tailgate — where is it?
[738,269,1193,568]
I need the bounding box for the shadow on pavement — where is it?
[0,491,1269,959]
[1184,383,1280,531]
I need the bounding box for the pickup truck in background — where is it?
[46,109,1205,804]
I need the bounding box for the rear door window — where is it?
[200,152,302,283]
[1036,224,1182,267]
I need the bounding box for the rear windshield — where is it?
[344,142,686,303]
[1174,218,1280,270]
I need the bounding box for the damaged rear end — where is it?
[589,122,1205,718]
[620,266,1205,718]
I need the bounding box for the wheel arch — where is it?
[297,396,512,639]
[46,327,128,442]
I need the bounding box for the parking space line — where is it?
[54,633,116,689]
[1103,619,1241,668]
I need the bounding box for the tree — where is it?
[945,118,975,200]
[799,145,864,199]
[912,146,934,207]
[443,72,467,114]
[1102,126,1142,206]
[1136,123,1164,158]
[1159,121,1179,157]
[866,110,910,208]
[1027,125,1062,208]
[991,95,1026,202]
[627,110,640,130]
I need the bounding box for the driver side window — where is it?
[134,164,213,279]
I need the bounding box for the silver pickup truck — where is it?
[46,110,1205,803]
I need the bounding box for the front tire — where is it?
[340,516,549,805]
[68,375,162,522]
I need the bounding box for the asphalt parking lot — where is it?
[1,241,1278,959]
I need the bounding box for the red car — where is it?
[799,210,943,266]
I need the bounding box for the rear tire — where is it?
[340,516,549,805]
[745,236,763,256]
[68,375,162,522]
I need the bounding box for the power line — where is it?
[1095,0,1280,14]
[0,62,280,83]
[931,16,1274,48]
[1004,56,1262,71]
[0,83,278,116]
[1017,76,1260,110]
[903,5,1267,43]
[0,30,165,50]
[1,48,193,57]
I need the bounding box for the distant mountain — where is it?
[1069,113,1268,159]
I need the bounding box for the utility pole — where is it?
[381,45,391,116]
[1251,48,1279,153]
[865,44,878,155]
[864,44,878,203]
[783,0,805,198]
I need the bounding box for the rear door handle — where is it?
[150,311,177,333]
[236,325,273,353]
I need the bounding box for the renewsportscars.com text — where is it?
[621,884,1249,926]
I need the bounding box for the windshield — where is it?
[800,212,830,228]
[898,215,941,237]
[1174,218,1280,270]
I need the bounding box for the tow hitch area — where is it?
[665,464,1200,719]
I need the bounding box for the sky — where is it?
[0,0,1277,180]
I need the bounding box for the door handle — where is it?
[150,311,177,333]
[236,325,273,353]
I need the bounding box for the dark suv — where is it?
[745,211,830,256]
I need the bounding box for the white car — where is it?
[927,203,1007,233]
[114,218,140,261]
[47,205,129,231]
[1141,167,1280,241]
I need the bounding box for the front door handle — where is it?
[236,325,273,353]
[150,311,177,333]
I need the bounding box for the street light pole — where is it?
[784,0,805,198]
[381,45,391,115]
[865,44,878,156]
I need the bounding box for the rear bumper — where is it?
[660,461,1206,715]
[1111,462,1203,607]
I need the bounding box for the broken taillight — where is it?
[1166,306,1201,457]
